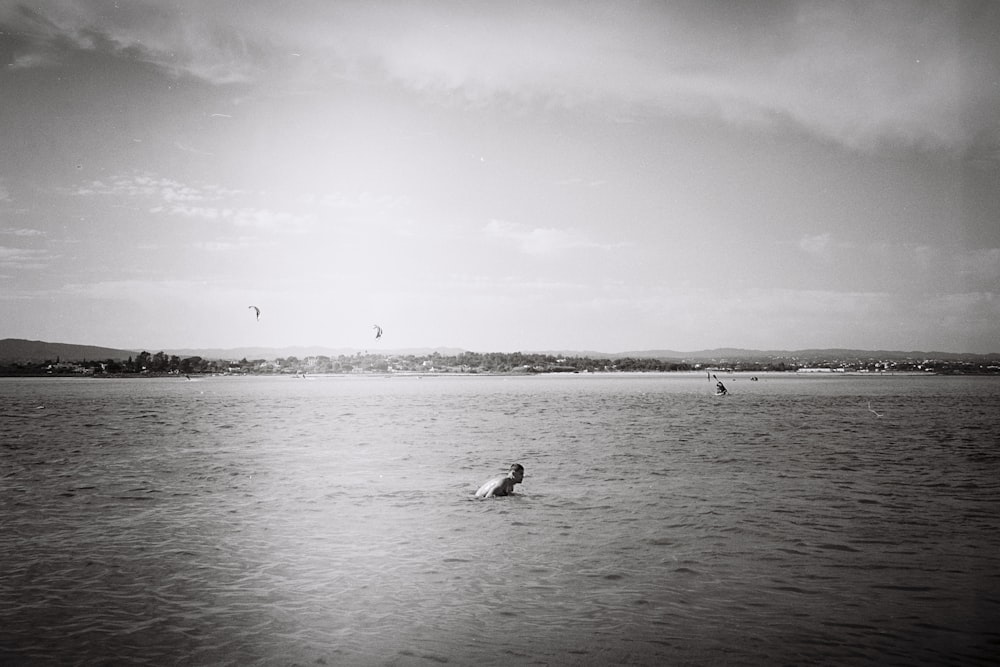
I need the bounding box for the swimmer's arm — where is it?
[475,478,500,498]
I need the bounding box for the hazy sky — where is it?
[2,1,998,353]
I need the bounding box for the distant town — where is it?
[3,349,999,377]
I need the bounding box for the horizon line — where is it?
[3,338,997,359]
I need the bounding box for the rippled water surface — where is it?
[2,373,999,665]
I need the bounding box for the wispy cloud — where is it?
[301,191,411,212]
[5,1,996,156]
[0,227,45,237]
[160,205,312,232]
[799,232,833,256]
[797,232,855,263]
[956,247,1000,286]
[861,243,1000,292]
[75,174,218,202]
[70,172,313,233]
[173,142,214,157]
[0,2,265,84]
[6,51,56,70]
[0,245,53,269]
[193,237,262,253]
[315,2,998,155]
[73,173,392,235]
[440,272,586,297]
[59,278,297,323]
[484,219,623,257]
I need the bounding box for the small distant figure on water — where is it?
[715,381,728,395]
[475,463,525,498]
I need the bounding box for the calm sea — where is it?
[2,373,998,666]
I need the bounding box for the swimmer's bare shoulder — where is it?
[474,463,524,499]
[474,476,507,498]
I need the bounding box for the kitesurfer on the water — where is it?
[716,381,728,395]
[475,463,524,498]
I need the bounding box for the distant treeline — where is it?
[2,349,998,376]
[0,351,222,376]
[0,351,694,376]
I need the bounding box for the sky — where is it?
[1,0,998,354]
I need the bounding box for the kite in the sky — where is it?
[249,305,260,321]
[373,324,383,340]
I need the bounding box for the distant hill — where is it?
[532,347,999,362]
[0,339,136,362]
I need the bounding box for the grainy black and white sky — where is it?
[2,1,998,353]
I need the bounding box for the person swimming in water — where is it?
[475,463,525,498]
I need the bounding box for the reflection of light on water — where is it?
[1,375,998,665]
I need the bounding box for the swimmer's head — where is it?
[509,463,524,482]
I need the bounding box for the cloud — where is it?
[5,1,996,156]
[194,237,261,253]
[173,142,214,157]
[956,247,1000,286]
[0,245,53,269]
[229,208,311,231]
[6,52,56,70]
[156,204,312,232]
[0,227,45,237]
[0,1,266,83]
[864,243,1000,293]
[71,172,314,233]
[73,173,393,235]
[739,2,995,154]
[60,278,238,307]
[75,174,211,202]
[304,191,411,212]
[316,2,1000,155]
[440,272,585,297]
[483,219,622,257]
[151,205,222,219]
[798,232,833,256]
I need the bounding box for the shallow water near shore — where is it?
[2,373,999,665]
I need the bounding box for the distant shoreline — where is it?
[3,341,998,377]
[0,370,973,379]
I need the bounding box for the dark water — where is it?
[2,373,999,665]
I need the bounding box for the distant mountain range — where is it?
[553,347,1000,362]
[2,338,997,364]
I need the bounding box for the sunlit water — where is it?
[2,373,998,666]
